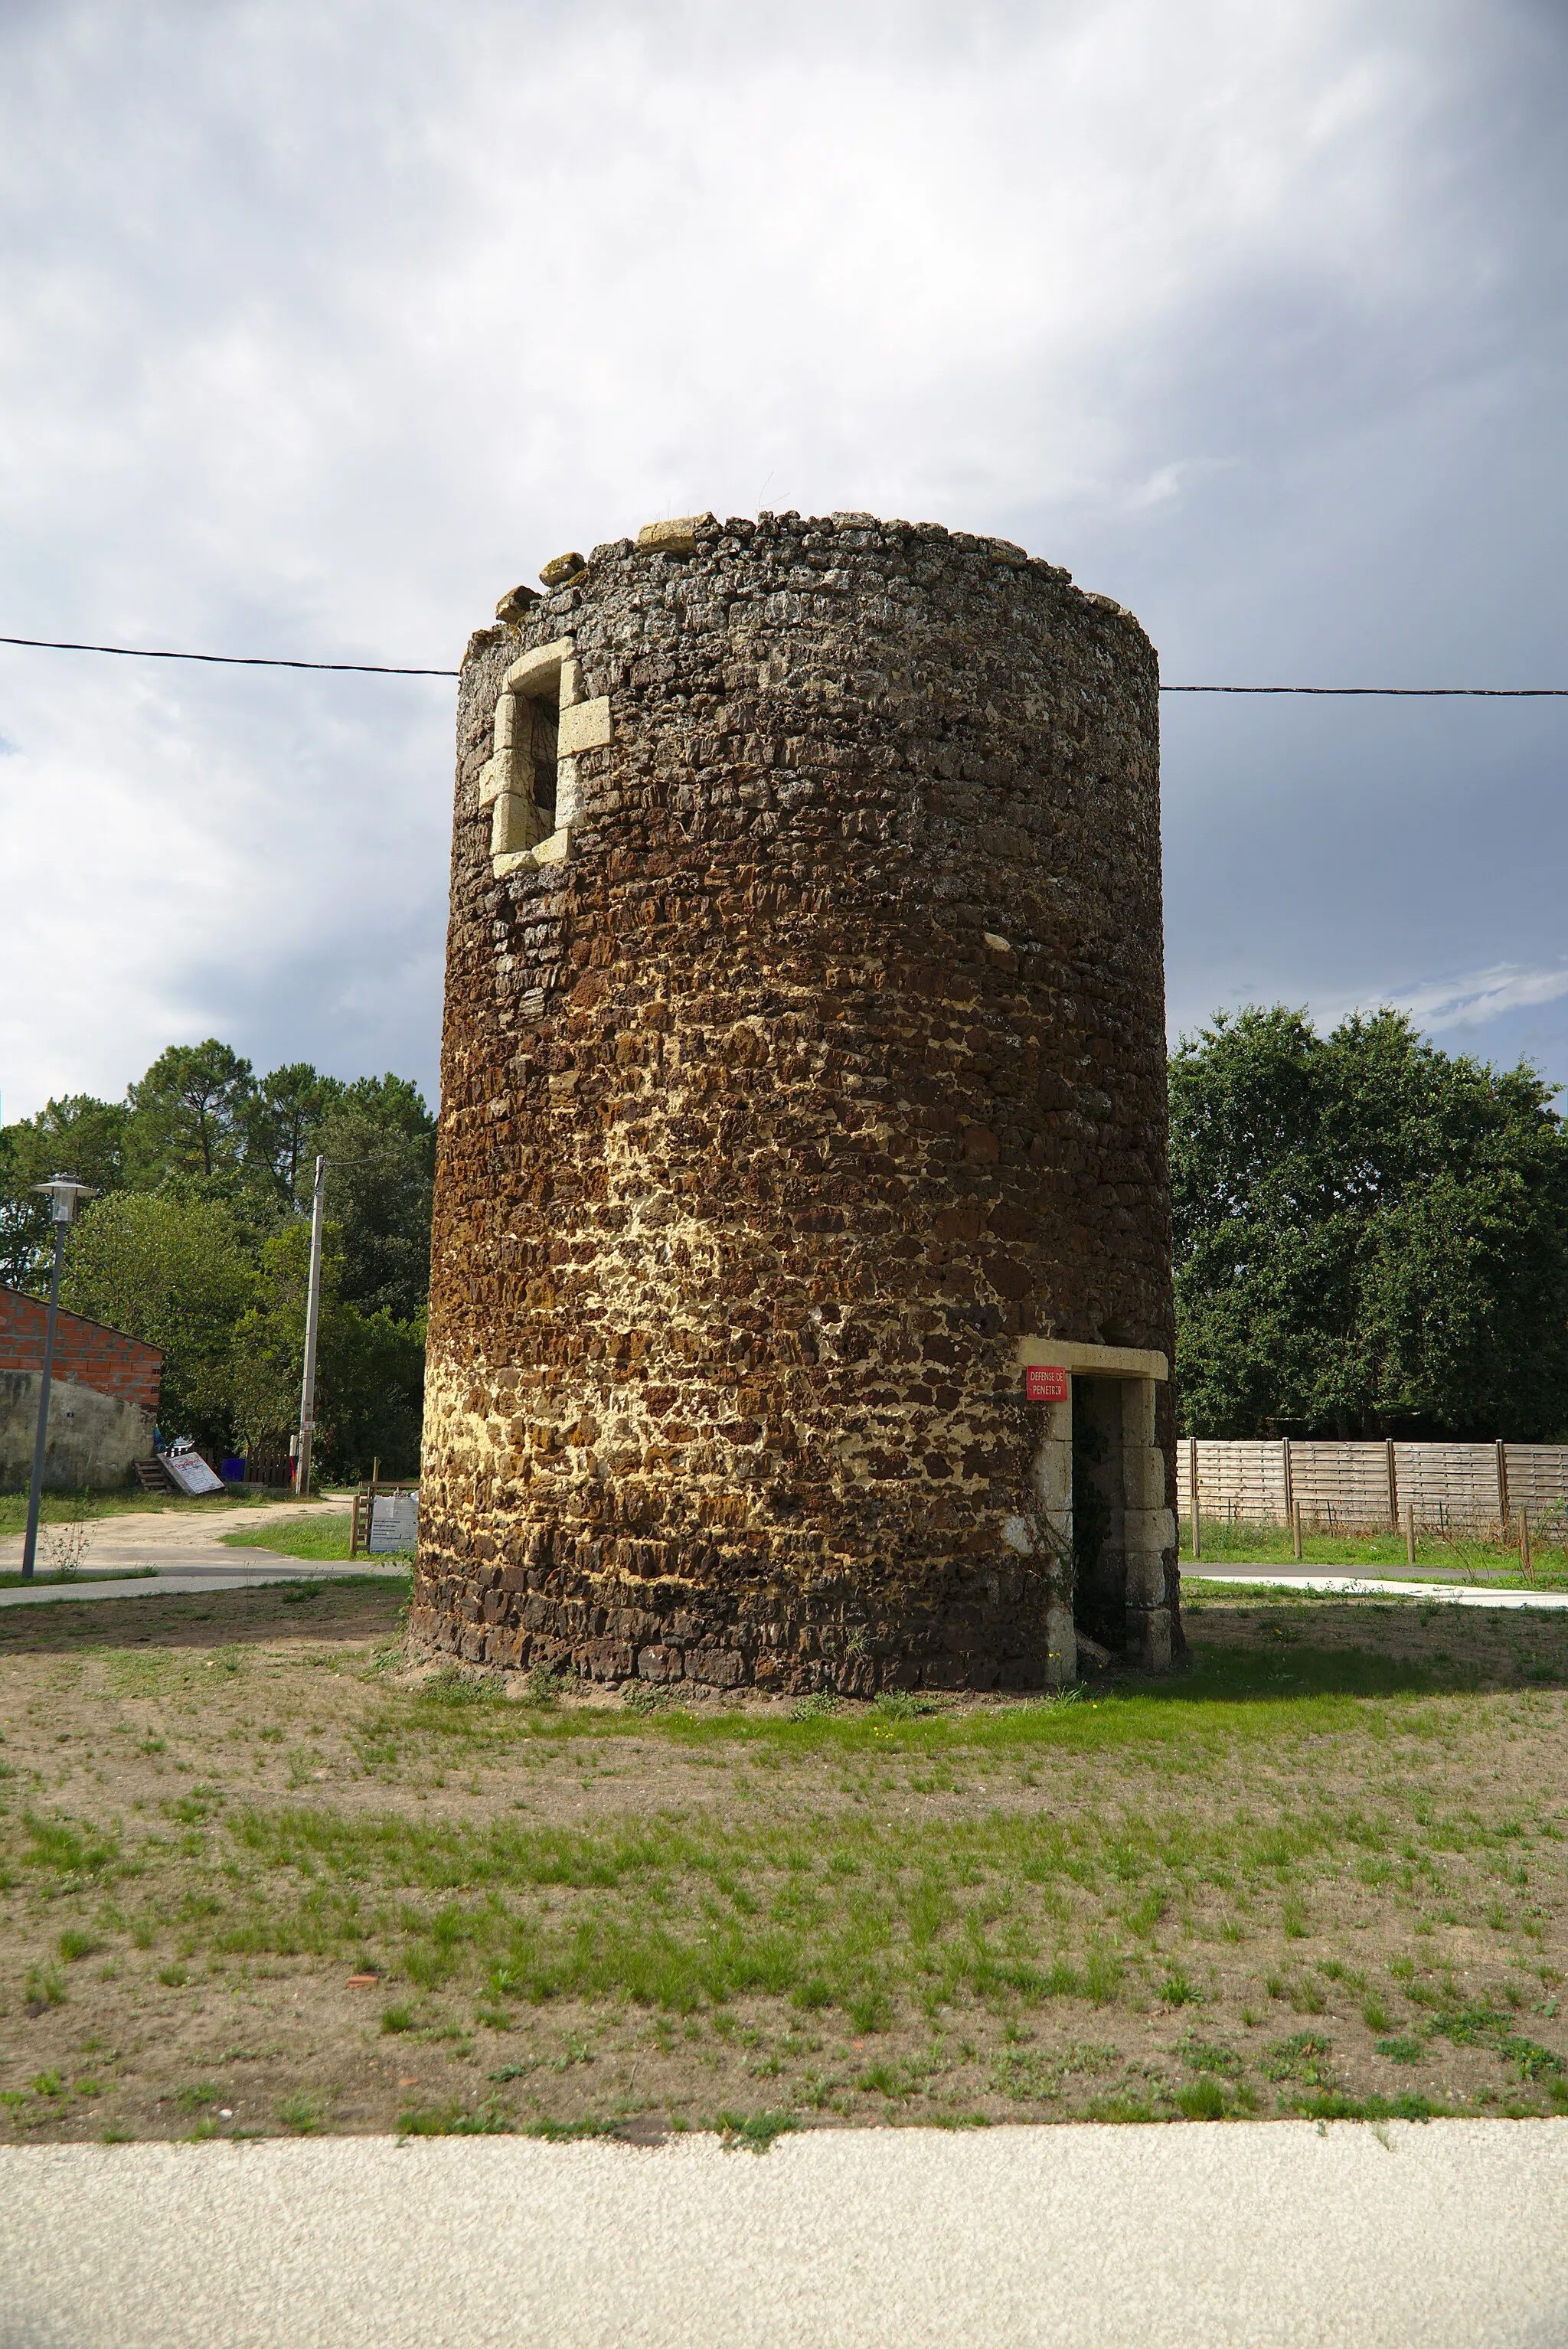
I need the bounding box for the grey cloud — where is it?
[1,0,1564,1112]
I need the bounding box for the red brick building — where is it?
[0,1287,163,1415]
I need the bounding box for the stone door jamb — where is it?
[1014,1338,1173,1685]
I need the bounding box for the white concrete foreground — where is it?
[3,2120,1567,2348]
[1189,1567,1568,1609]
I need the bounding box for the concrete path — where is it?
[3,2120,1566,2347]
[0,1496,406,1609]
[1188,1567,1568,1610]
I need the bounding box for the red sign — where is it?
[1025,1365,1068,1403]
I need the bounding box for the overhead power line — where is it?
[1163,684,1568,698]
[0,633,459,677]
[0,632,1564,695]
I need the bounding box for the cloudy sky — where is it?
[2,0,1564,1120]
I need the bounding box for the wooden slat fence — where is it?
[1176,1439,1568,1538]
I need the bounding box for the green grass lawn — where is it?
[220,1509,411,1566]
[1181,1515,1566,1589]
[2,1576,1566,2143]
[220,1514,358,1563]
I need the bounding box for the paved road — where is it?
[0,1496,406,1609]
[1189,1567,1568,1610]
[2,2121,1566,2347]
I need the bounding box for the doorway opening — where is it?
[1071,1375,1125,1651]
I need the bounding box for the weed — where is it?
[380,2005,416,2034]
[398,2101,511,2136]
[278,2091,325,2134]
[25,1964,66,2009]
[719,2109,797,2153]
[57,1929,100,1964]
[1180,2038,1243,2077]
[1361,1998,1393,2034]
[1377,2037,1424,2066]
[790,1693,843,1722]
[524,1667,571,1708]
[1174,2076,1231,2119]
[1162,1969,1199,2008]
[620,1681,672,1716]
[1259,2034,1335,2086]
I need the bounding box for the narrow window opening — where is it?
[530,696,560,827]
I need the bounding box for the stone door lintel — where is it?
[1014,1338,1168,1382]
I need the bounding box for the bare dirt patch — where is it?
[2,1580,1566,2145]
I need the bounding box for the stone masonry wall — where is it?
[417,510,1176,1694]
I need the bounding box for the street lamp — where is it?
[21,1171,98,1580]
[295,1155,326,1497]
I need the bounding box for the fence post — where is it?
[1496,1440,1509,1538]
[1282,1437,1293,1536]
[1292,1501,1303,1560]
[1521,1508,1533,1583]
[1406,1505,1416,1567]
[1386,1439,1397,1534]
[1190,1437,1200,1561]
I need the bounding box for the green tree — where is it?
[0,1094,129,1289]
[313,1074,436,1324]
[62,1190,255,1449]
[1171,1006,1568,1440]
[242,1062,344,1210]
[126,1040,254,1190]
[231,1216,423,1479]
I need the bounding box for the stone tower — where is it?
[416,511,1177,1695]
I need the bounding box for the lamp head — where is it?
[34,1171,97,1227]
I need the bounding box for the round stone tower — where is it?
[416,510,1177,1695]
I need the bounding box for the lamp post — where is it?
[295,1155,326,1496]
[21,1171,98,1580]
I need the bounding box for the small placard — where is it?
[369,1491,420,1554]
[163,1448,225,1496]
[1024,1365,1069,1403]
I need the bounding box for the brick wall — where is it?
[0,1287,163,1417]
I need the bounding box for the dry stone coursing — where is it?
[417,510,1177,1694]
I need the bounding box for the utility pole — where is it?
[21,1172,97,1579]
[295,1155,326,1496]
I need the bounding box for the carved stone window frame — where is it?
[477,635,612,879]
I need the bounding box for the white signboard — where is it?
[163,1449,225,1497]
[368,1491,419,1554]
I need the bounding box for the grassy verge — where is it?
[220,1518,361,1563]
[1180,1516,1563,1588]
[1,1579,1565,2144]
